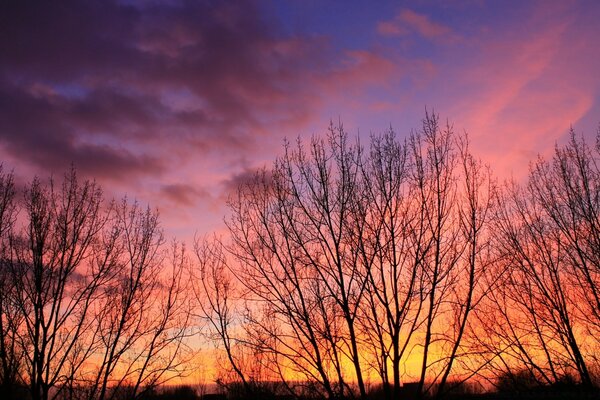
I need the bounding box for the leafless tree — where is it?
[471,129,600,389]
[0,167,193,400]
[409,114,463,397]
[218,114,497,399]
[352,128,426,400]
[435,135,496,397]
[386,114,496,398]
[536,130,600,345]
[192,237,250,393]
[8,168,110,400]
[86,201,193,400]
[0,166,23,398]
[224,125,370,399]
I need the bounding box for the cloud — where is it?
[0,0,418,242]
[0,82,165,181]
[328,50,398,90]
[377,9,453,41]
[161,183,209,207]
[0,0,416,189]
[0,0,333,182]
[220,166,272,197]
[442,2,599,178]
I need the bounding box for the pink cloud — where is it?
[161,183,211,207]
[444,5,598,179]
[328,50,397,89]
[377,9,453,40]
[377,20,408,37]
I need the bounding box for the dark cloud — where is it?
[0,1,142,81]
[0,81,165,180]
[220,165,273,200]
[0,0,329,180]
[161,183,209,207]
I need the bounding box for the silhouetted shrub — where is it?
[291,380,328,400]
[201,394,226,400]
[111,385,137,400]
[145,385,199,400]
[547,374,579,391]
[398,382,420,399]
[496,369,541,393]
[495,368,596,395]
[365,383,387,400]
[437,379,483,398]
[0,382,30,400]
[219,380,287,400]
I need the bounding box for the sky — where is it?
[1,0,600,241]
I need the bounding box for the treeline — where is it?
[0,169,193,400]
[200,113,600,399]
[1,113,600,400]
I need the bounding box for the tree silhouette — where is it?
[0,168,192,400]
[0,166,23,399]
[215,113,498,399]
[2,115,599,400]
[475,130,600,388]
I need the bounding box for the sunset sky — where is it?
[1,0,600,241]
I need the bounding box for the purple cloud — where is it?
[0,0,332,182]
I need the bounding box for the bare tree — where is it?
[192,238,250,394]
[436,135,495,397]
[537,131,600,343]
[353,128,426,400]
[86,200,193,400]
[9,168,110,400]
[216,114,502,399]
[225,165,343,399]
[472,129,600,388]
[0,166,193,400]
[224,125,370,399]
[0,166,23,399]
[410,114,461,397]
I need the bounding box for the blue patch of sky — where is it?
[48,82,89,100]
[261,0,397,50]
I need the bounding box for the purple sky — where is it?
[1,0,599,240]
